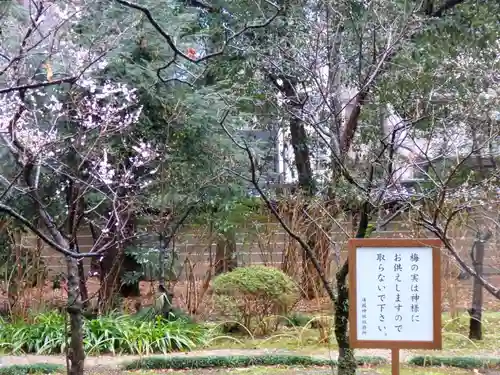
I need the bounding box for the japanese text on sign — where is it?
[355,247,433,342]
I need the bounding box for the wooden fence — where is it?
[19,218,500,282]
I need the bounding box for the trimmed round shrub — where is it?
[212,266,299,334]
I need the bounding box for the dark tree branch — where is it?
[420,217,500,299]
[0,77,77,95]
[115,0,280,71]
[0,203,98,257]
[218,115,337,303]
[163,202,198,249]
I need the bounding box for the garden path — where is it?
[1,348,500,368]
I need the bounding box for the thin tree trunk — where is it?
[65,181,89,306]
[283,80,324,299]
[66,256,85,375]
[469,232,490,340]
[99,244,122,313]
[158,232,166,291]
[468,125,490,340]
[214,230,237,275]
[336,202,371,375]
[157,232,173,317]
[335,261,356,375]
[88,222,102,277]
[302,227,330,298]
[77,260,89,308]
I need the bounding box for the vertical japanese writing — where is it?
[376,252,387,336]
[361,297,367,335]
[410,252,420,324]
[393,253,403,333]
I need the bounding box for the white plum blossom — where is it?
[0,0,155,189]
[131,141,159,167]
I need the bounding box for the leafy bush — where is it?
[0,364,63,375]
[408,356,500,369]
[123,354,387,370]
[212,266,299,334]
[0,311,208,355]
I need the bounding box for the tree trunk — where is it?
[283,79,324,299]
[77,260,88,308]
[88,222,102,277]
[468,124,490,341]
[98,243,122,313]
[335,261,356,375]
[66,256,85,375]
[98,211,141,312]
[335,204,370,375]
[157,232,174,317]
[158,233,167,291]
[469,232,490,340]
[214,230,237,275]
[302,227,330,299]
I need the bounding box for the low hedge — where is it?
[0,364,64,375]
[123,354,387,370]
[409,356,500,369]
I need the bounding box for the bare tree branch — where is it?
[115,0,281,73]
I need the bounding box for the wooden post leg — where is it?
[391,348,400,375]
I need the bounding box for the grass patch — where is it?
[123,354,387,370]
[441,311,500,350]
[0,364,64,375]
[207,327,334,351]
[207,312,500,354]
[409,355,500,369]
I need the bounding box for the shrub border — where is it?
[409,356,500,369]
[123,354,387,370]
[0,364,64,375]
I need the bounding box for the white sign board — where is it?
[355,246,434,342]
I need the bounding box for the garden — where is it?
[2,263,500,375]
[1,0,499,374]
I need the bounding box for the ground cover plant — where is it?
[0,363,480,375]
[127,367,481,375]
[123,354,386,370]
[409,356,500,369]
[0,364,64,375]
[206,311,500,353]
[0,311,208,355]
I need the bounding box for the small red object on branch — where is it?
[187,48,196,59]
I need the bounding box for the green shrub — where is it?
[0,311,208,355]
[408,356,500,369]
[212,266,299,334]
[123,354,387,370]
[0,364,63,375]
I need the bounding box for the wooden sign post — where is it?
[348,239,442,375]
